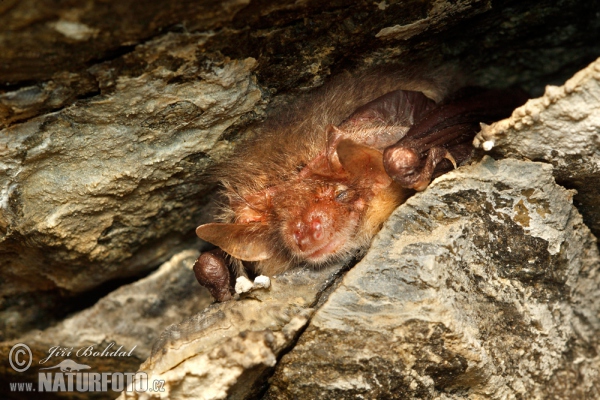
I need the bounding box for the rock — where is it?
[0,0,252,85]
[0,249,212,399]
[2,1,599,123]
[2,0,599,342]
[0,72,98,129]
[265,157,600,399]
[2,1,600,396]
[474,57,600,239]
[117,158,600,400]
[117,262,346,400]
[0,40,264,337]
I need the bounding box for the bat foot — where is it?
[193,249,234,302]
[383,145,452,191]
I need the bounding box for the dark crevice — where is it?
[0,267,159,342]
[74,88,102,101]
[83,44,140,71]
[0,79,46,93]
[247,257,360,399]
[58,268,155,319]
[0,44,139,94]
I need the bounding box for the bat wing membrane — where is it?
[343,89,436,127]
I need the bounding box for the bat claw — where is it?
[443,151,457,169]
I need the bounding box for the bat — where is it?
[192,69,528,301]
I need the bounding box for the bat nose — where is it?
[293,216,325,251]
[311,219,324,240]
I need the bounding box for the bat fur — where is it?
[194,66,527,300]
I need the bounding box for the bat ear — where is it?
[335,139,392,188]
[325,124,346,173]
[196,223,273,261]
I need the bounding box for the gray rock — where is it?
[0,0,252,85]
[0,41,264,337]
[0,249,212,399]
[474,57,600,239]
[117,262,346,400]
[265,157,600,399]
[2,1,600,397]
[2,0,599,342]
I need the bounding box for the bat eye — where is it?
[335,186,350,202]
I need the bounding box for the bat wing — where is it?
[196,223,273,261]
[343,89,436,128]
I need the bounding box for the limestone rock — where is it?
[0,249,212,399]
[265,157,600,399]
[117,262,346,400]
[2,1,600,397]
[474,57,600,238]
[0,36,264,337]
[0,0,253,85]
[2,0,599,342]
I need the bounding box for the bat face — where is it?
[196,133,397,268]
[275,179,366,263]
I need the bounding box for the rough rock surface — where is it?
[0,249,212,399]
[117,262,346,400]
[2,0,599,341]
[120,158,600,400]
[265,157,600,399]
[474,57,600,240]
[0,42,263,337]
[2,1,600,397]
[0,0,253,85]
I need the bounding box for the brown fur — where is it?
[201,66,457,276]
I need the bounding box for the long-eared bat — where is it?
[193,69,528,301]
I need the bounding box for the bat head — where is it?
[196,125,394,266]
